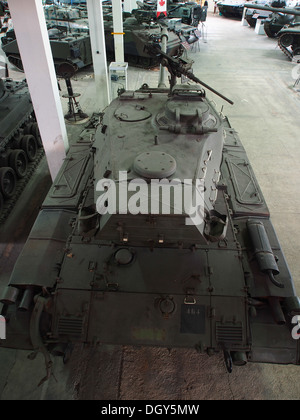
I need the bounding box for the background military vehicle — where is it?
[277,19,300,58]
[244,0,285,27]
[43,2,89,33]
[0,76,43,222]
[217,0,248,18]
[104,17,184,68]
[245,3,300,59]
[1,27,93,72]
[1,33,299,381]
[132,1,204,26]
[2,11,184,71]
[264,8,296,37]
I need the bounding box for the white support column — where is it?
[7,0,68,181]
[86,0,110,110]
[241,7,249,26]
[112,0,125,63]
[123,0,138,13]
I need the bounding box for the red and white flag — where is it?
[157,0,167,18]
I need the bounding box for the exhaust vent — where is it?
[216,323,243,343]
[57,316,83,337]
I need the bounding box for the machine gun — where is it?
[144,33,234,104]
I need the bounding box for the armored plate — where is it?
[1,80,300,372]
[133,151,177,178]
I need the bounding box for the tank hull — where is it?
[1,86,299,369]
[278,25,300,59]
[1,30,93,72]
[2,24,183,71]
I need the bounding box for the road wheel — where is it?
[0,167,17,199]
[8,149,28,179]
[21,134,37,162]
[280,33,294,48]
[30,123,43,148]
[24,122,43,148]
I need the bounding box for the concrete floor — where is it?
[1,10,300,400]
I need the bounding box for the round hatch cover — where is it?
[114,104,152,122]
[114,248,134,265]
[134,151,177,178]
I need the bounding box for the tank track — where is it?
[0,148,44,225]
[0,86,45,224]
[8,54,80,75]
[278,34,294,60]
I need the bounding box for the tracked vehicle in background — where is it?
[1,31,299,382]
[244,0,286,28]
[2,17,184,71]
[217,0,247,18]
[132,1,204,26]
[1,27,93,72]
[245,3,300,59]
[264,10,295,37]
[0,77,43,223]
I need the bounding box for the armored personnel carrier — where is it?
[0,77,43,222]
[245,3,300,59]
[1,27,92,72]
[2,17,183,71]
[1,34,299,380]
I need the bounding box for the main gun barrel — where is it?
[244,4,300,16]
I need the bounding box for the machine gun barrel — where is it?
[244,4,300,16]
[145,41,234,105]
[183,69,234,105]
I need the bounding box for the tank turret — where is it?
[244,1,287,28]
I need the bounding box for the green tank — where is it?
[0,76,43,223]
[244,0,285,28]
[1,36,299,380]
[167,2,204,26]
[264,11,295,38]
[245,3,300,59]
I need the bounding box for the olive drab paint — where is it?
[1,33,300,374]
